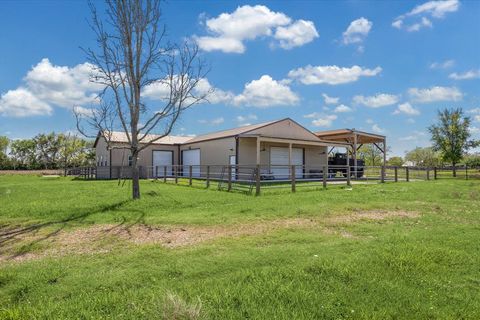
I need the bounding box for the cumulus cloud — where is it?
[393,102,420,115]
[342,17,372,45]
[322,93,339,105]
[198,117,224,125]
[233,75,299,107]
[371,124,385,134]
[304,113,337,127]
[449,69,480,80]
[334,104,353,113]
[393,0,459,32]
[0,88,52,117]
[274,19,319,49]
[288,65,381,85]
[430,59,455,69]
[408,86,463,103]
[236,114,258,126]
[195,5,317,53]
[353,93,399,108]
[0,58,101,117]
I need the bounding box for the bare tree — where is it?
[75,0,210,199]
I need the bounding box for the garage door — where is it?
[182,149,200,177]
[153,151,173,177]
[270,147,303,179]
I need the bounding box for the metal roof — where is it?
[314,128,385,144]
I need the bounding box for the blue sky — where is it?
[0,0,479,156]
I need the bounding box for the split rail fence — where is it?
[68,165,480,195]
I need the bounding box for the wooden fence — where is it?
[66,164,480,195]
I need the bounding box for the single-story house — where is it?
[93,118,354,179]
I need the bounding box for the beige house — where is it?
[94,118,349,179]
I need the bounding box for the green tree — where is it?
[357,145,384,166]
[405,147,443,168]
[10,139,38,169]
[387,156,403,166]
[0,136,11,169]
[428,108,479,176]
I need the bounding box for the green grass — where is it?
[0,175,479,319]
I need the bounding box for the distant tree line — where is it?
[0,133,94,170]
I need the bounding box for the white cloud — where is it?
[407,118,416,124]
[274,19,319,49]
[353,93,400,108]
[233,75,299,107]
[334,104,353,113]
[322,93,339,105]
[371,124,385,134]
[198,117,224,125]
[0,58,101,117]
[393,0,459,32]
[408,86,463,103]
[449,69,480,80]
[468,108,480,114]
[366,118,374,124]
[342,17,372,44]
[430,59,455,69]
[195,5,317,53]
[308,114,337,127]
[236,114,258,126]
[393,102,420,115]
[288,65,381,85]
[0,88,52,117]
[399,130,427,141]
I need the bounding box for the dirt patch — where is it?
[326,210,419,224]
[1,210,419,264]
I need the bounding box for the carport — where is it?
[314,129,387,174]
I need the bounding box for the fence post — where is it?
[255,165,261,196]
[323,165,327,188]
[406,167,410,182]
[434,167,437,180]
[291,165,296,193]
[206,165,210,188]
[466,166,468,180]
[346,165,351,186]
[189,165,193,186]
[175,166,178,184]
[381,166,385,183]
[394,166,398,182]
[427,168,430,180]
[163,166,167,183]
[227,165,232,191]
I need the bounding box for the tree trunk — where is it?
[131,152,141,199]
[452,162,457,178]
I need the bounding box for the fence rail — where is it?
[66,164,480,195]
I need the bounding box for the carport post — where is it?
[291,165,296,193]
[163,166,167,183]
[255,164,261,196]
[323,165,327,188]
[353,133,358,180]
[227,165,232,191]
[206,166,210,188]
[189,165,192,186]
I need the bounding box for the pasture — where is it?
[0,175,479,319]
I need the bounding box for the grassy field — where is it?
[0,175,479,319]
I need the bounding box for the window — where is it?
[128,155,133,167]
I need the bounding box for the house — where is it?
[93,118,352,179]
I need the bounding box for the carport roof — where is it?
[314,129,385,144]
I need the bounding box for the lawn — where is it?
[0,175,479,319]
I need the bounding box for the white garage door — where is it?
[182,149,200,177]
[153,151,173,177]
[270,147,303,179]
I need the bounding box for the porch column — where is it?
[256,137,261,165]
[288,143,292,167]
[353,133,357,179]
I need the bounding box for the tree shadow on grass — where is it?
[0,199,140,261]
